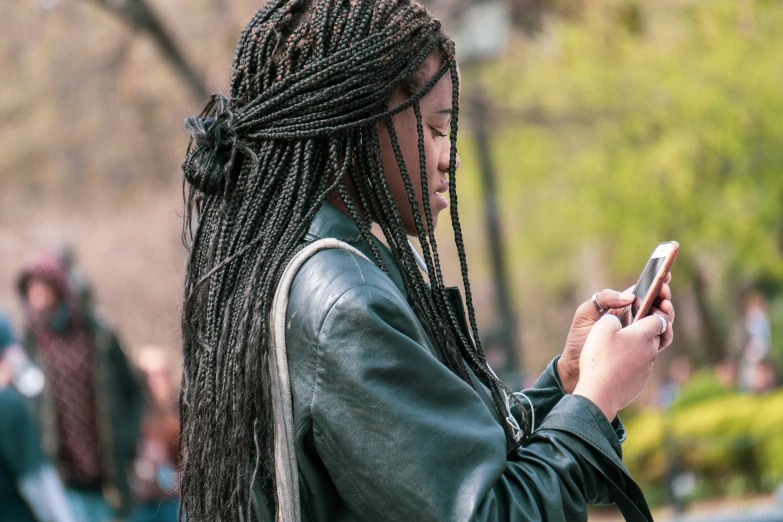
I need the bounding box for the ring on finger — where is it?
[652,313,667,336]
[592,292,608,314]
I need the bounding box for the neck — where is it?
[326,192,353,219]
[326,178,367,221]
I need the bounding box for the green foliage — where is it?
[623,386,783,504]
[457,0,783,298]
[668,369,732,412]
[770,296,783,364]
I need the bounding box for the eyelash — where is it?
[428,125,447,138]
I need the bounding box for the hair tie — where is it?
[182,93,238,196]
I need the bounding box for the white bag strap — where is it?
[269,238,370,522]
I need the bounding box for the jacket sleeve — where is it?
[18,465,77,522]
[515,356,627,445]
[106,331,145,454]
[508,358,629,507]
[309,284,637,522]
[0,390,46,483]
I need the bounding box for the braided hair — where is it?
[179,1,529,520]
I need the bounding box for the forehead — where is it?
[419,62,459,112]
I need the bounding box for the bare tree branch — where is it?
[83,0,209,101]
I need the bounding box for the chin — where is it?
[403,206,442,235]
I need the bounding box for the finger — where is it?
[659,321,674,351]
[592,289,635,316]
[620,317,662,365]
[628,313,666,345]
[593,314,624,335]
[651,303,674,325]
[651,303,675,349]
[657,282,671,303]
[665,271,672,285]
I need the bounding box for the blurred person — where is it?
[657,354,693,409]
[56,244,94,317]
[130,346,179,522]
[715,357,739,389]
[178,2,675,521]
[17,255,145,522]
[739,290,772,391]
[749,356,777,394]
[0,310,76,522]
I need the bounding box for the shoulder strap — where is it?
[269,238,370,522]
[540,417,654,522]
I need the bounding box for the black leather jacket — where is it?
[253,202,648,521]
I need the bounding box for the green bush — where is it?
[623,384,783,503]
[668,370,733,413]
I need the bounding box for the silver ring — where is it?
[592,292,608,314]
[652,313,667,336]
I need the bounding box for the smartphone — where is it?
[624,241,679,323]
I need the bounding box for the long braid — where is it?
[180,2,528,520]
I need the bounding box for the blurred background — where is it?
[2,0,782,520]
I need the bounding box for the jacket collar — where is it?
[305,202,407,295]
[306,201,364,242]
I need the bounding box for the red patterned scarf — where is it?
[34,322,103,485]
[19,256,103,485]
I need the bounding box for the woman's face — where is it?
[376,57,461,235]
[26,278,59,315]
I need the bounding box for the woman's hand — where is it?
[557,273,673,394]
[573,308,674,421]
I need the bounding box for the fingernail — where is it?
[621,291,635,300]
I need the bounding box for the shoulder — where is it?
[0,387,32,425]
[83,314,121,352]
[289,246,408,318]
[287,245,415,342]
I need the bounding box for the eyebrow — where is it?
[434,109,453,115]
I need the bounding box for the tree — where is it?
[454,0,783,363]
[83,0,208,100]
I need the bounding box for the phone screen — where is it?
[631,255,666,320]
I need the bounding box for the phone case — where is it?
[632,241,679,324]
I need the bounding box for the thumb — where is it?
[590,314,624,337]
[597,289,636,309]
[630,313,667,341]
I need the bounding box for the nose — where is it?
[439,151,460,173]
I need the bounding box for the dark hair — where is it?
[179,1,528,520]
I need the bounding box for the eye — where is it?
[428,125,448,139]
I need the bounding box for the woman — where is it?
[130,346,179,522]
[18,256,144,522]
[179,1,675,521]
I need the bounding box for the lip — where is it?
[433,179,449,210]
[433,192,449,210]
[434,179,450,194]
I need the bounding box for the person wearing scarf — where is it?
[0,309,75,522]
[17,256,144,522]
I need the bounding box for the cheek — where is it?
[376,117,426,226]
[375,114,447,234]
[423,137,442,188]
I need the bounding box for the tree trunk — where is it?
[687,257,728,365]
